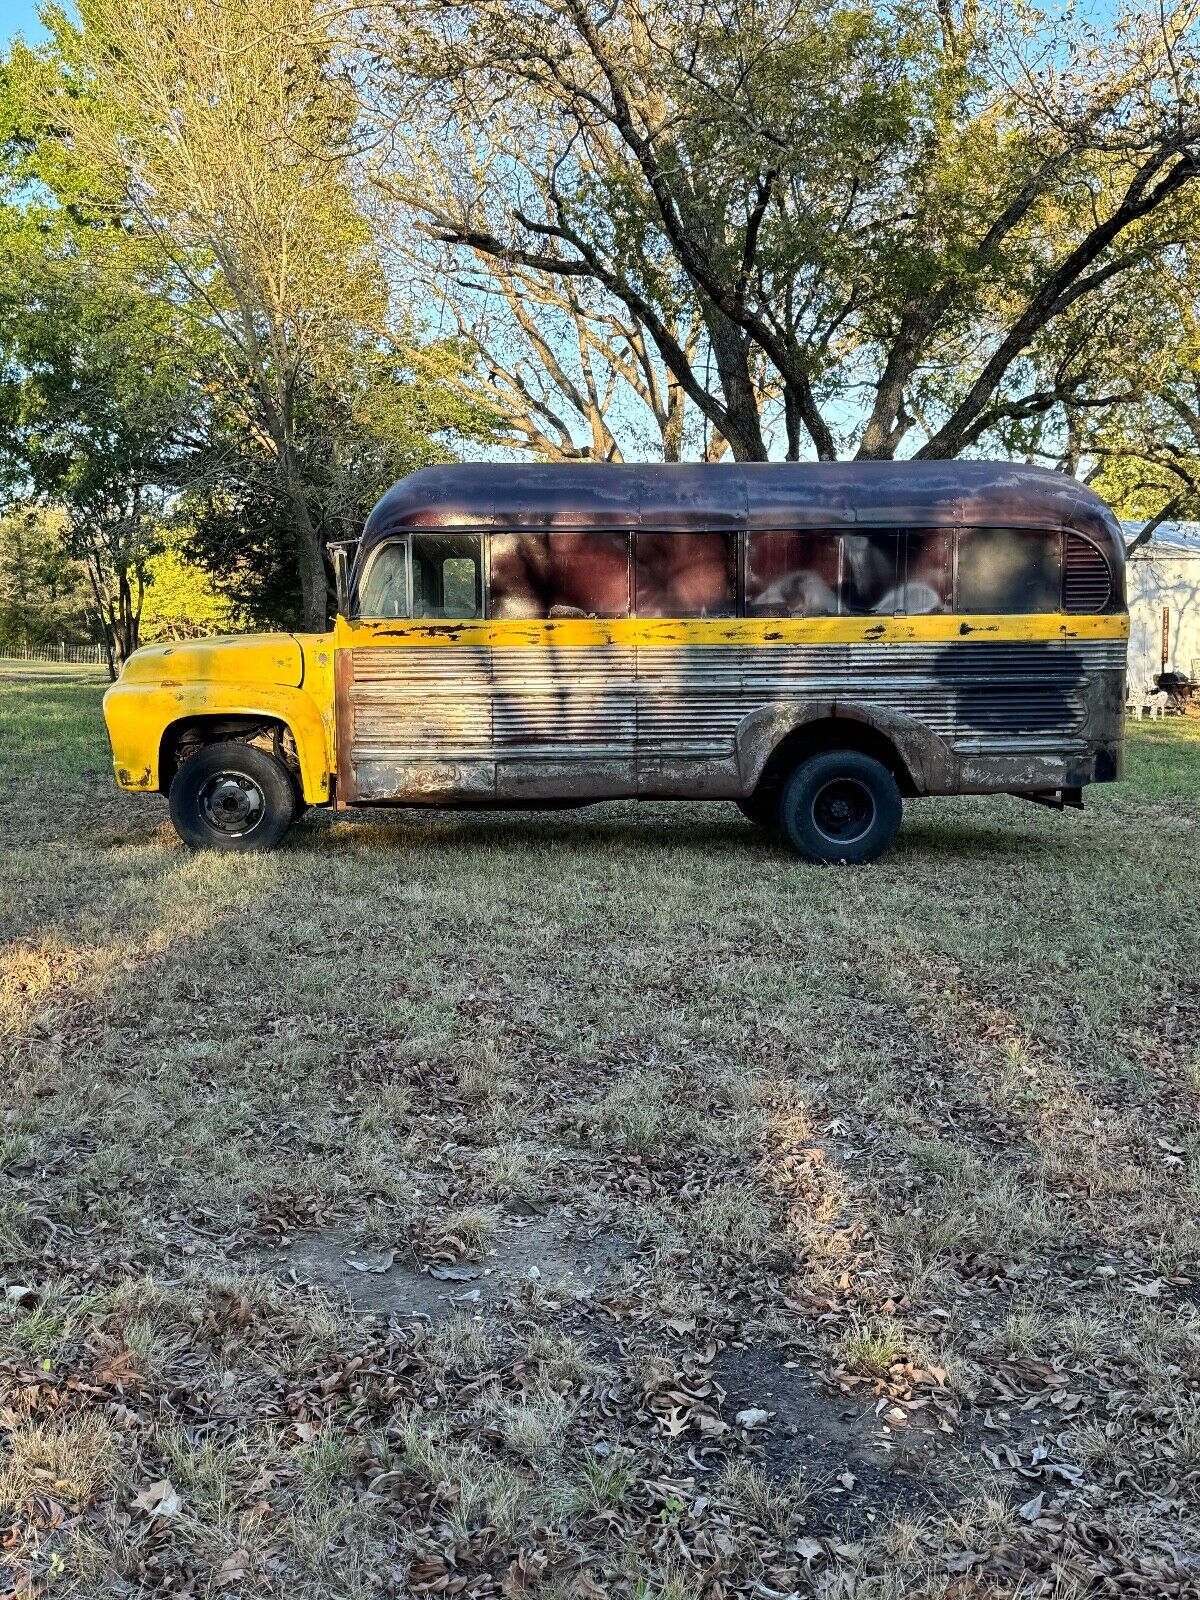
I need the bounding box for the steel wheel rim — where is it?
[199,771,265,837]
[811,777,875,844]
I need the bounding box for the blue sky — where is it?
[3,2,49,49]
[0,0,1124,54]
[1,0,1124,51]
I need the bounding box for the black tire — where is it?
[778,750,902,864]
[737,784,780,829]
[169,740,297,852]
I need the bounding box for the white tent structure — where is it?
[1125,524,1200,692]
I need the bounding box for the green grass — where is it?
[2,671,1199,1596]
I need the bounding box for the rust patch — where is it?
[333,649,356,806]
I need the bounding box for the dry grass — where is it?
[2,673,1199,1596]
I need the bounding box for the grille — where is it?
[1064,534,1111,613]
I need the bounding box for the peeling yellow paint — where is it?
[335,612,1128,651]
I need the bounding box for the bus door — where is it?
[334,533,494,804]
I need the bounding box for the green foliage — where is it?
[0,0,494,639]
[0,504,93,651]
[138,529,247,643]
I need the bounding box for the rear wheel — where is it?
[778,750,901,864]
[169,740,297,852]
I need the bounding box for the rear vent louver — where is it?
[1064,534,1111,613]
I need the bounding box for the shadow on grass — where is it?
[282,795,1075,868]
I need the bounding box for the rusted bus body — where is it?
[103,461,1128,858]
[337,462,1127,811]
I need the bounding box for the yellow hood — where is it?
[120,633,305,689]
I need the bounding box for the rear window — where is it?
[957,527,1062,614]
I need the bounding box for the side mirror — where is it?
[329,543,352,620]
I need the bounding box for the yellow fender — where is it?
[103,634,335,804]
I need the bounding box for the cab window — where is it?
[357,541,409,618]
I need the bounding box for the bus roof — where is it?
[361,460,1126,562]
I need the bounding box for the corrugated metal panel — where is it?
[351,646,492,757]
[347,637,1118,791]
[492,646,634,755]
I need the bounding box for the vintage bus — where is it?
[102,461,1128,863]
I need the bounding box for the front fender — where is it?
[103,680,334,805]
[734,699,957,796]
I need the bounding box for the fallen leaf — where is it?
[345,1250,396,1274]
[216,1550,248,1586]
[132,1479,180,1518]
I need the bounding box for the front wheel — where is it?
[778,750,902,865]
[169,741,297,852]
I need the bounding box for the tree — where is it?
[6,0,491,633]
[138,527,247,642]
[24,0,413,631]
[364,0,1200,464]
[0,505,94,652]
[0,195,200,671]
[1080,237,1200,548]
[180,340,489,627]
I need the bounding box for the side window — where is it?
[957,527,1062,614]
[411,533,483,619]
[634,532,736,618]
[904,529,954,614]
[745,530,839,617]
[489,532,630,619]
[842,532,902,615]
[357,541,409,618]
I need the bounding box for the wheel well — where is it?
[159,716,300,795]
[757,717,917,799]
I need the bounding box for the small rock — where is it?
[735,1407,771,1430]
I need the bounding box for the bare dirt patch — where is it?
[258,1210,629,1321]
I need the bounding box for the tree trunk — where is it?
[703,303,767,462]
[290,484,330,633]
